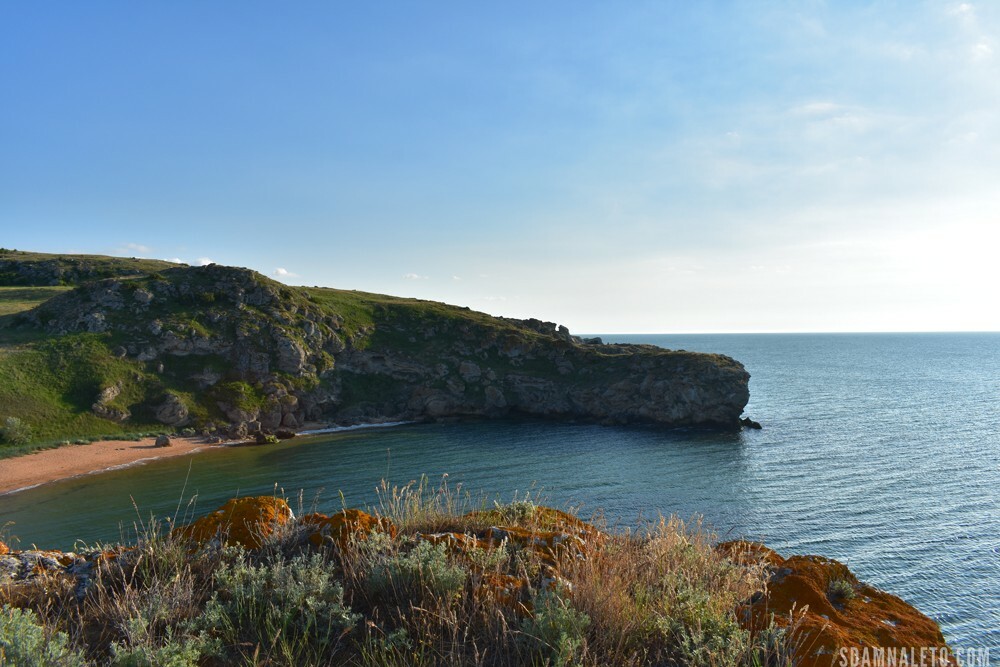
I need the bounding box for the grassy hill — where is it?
[0,252,750,457]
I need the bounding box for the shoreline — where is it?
[0,420,418,497]
[0,435,228,497]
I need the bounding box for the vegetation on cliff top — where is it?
[0,480,953,666]
[0,482,789,667]
[0,251,750,456]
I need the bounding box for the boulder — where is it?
[154,434,171,447]
[300,509,397,548]
[719,542,953,667]
[229,421,249,440]
[154,393,189,426]
[173,496,294,549]
[91,382,130,422]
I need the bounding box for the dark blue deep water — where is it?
[2,333,997,649]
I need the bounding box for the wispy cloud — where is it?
[273,267,299,278]
[197,257,214,266]
[402,273,428,280]
[117,242,151,256]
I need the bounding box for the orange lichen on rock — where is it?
[719,541,954,667]
[0,540,8,556]
[300,509,396,548]
[474,571,531,615]
[173,496,293,549]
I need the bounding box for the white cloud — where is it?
[972,42,993,60]
[117,242,151,256]
[197,257,214,266]
[789,101,843,117]
[273,267,299,277]
[168,257,184,264]
[452,275,462,281]
[402,273,428,280]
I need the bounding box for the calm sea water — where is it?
[1,333,997,650]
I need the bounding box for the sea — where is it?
[1,333,997,650]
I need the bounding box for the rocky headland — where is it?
[1,252,750,448]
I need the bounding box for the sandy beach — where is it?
[0,436,225,496]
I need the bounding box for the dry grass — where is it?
[0,480,797,666]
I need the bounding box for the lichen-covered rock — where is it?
[300,509,396,548]
[0,540,8,556]
[174,496,294,549]
[719,541,953,667]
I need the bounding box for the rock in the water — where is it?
[740,417,762,429]
[154,434,171,447]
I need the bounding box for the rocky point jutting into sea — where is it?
[2,251,750,444]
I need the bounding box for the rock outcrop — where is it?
[0,497,954,666]
[718,541,954,667]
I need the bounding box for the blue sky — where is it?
[3,2,998,332]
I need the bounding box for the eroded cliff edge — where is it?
[4,259,749,440]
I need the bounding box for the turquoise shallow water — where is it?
[1,333,998,650]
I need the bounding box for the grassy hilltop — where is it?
[0,250,750,456]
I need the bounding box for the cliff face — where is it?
[9,260,749,435]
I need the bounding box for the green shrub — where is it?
[651,571,750,667]
[493,498,537,524]
[0,605,87,667]
[110,622,205,667]
[827,578,856,603]
[195,552,359,665]
[520,586,591,666]
[364,540,468,604]
[0,417,32,445]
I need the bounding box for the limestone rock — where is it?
[91,382,130,422]
[154,393,189,426]
[458,360,482,382]
[229,421,249,440]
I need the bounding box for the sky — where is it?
[2,2,999,333]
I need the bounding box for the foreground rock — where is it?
[719,541,953,667]
[171,496,294,549]
[0,496,954,666]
